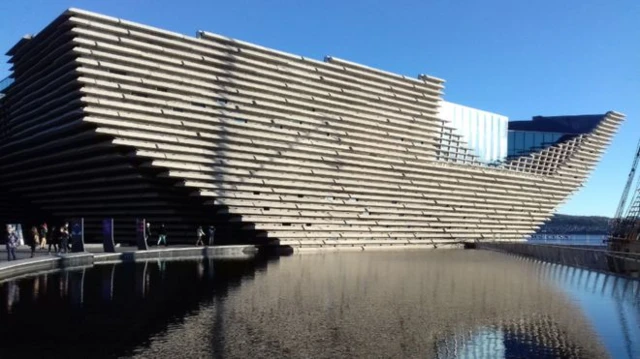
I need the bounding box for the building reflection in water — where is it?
[183,251,617,359]
[0,257,266,357]
[0,251,637,358]
[69,269,86,307]
[101,264,115,302]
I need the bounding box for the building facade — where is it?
[0,9,624,248]
[507,115,604,159]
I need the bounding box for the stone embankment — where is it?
[478,241,640,277]
[0,245,256,281]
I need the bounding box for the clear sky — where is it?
[1,0,638,217]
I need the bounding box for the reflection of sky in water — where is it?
[437,328,506,358]
[542,263,640,359]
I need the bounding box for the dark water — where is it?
[0,251,638,358]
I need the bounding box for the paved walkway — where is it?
[0,243,203,263]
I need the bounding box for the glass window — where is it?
[508,130,570,158]
[524,132,535,153]
[508,132,515,156]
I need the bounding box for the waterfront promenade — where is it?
[0,243,257,282]
[0,244,190,263]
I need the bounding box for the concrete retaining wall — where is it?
[0,245,256,282]
[478,242,640,277]
[0,257,62,281]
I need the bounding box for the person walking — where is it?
[29,226,39,258]
[157,224,167,247]
[39,222,48,249]
[59,223,70,254]
[145,222,152,247]
[48,226,59,254]
[63,222,72,252]
[6,225,19,261]
[207,225,216,246]
[196,226,205,246]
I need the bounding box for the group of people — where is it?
[144,222,169,247]
[196,225,216,246]
[6,221,219,261]
[5,222,72,261]
[32,222,72,256]
[144,223,216,247]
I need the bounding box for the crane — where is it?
[608,137,640,252]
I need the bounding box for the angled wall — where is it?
[0,8,625,248]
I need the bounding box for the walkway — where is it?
[0,244,208,263]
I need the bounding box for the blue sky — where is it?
[1,0,638,217]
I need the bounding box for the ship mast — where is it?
[610,138,640,243]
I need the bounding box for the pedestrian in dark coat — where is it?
[48,226,59,254]
[29,226,39,258]
[207,225,216,246]
[59,224,70,254]
[157,224,167,246]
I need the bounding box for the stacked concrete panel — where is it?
[0,9,624,248]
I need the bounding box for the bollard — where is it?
[71,218,85,252]
[135,219,148,251]
[102,218,116,253]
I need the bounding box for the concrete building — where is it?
[0,8,624,248]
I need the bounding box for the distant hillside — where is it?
[536,214,611,235]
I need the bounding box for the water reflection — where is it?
[535,261,640,359]
[184,251,614,359]
[0,251,636,358]
[0,257,270,358]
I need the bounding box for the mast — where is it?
[610,138,640,241]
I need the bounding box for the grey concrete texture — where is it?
[0,8,625,251]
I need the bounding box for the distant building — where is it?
[0,8,625,248]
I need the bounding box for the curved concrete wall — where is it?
[0,8,624,249]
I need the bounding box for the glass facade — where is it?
[0,76,13,91]
[438,101,508,163]
[505,115,601,159]
[507,131,566,158]
[0,76,14,97]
